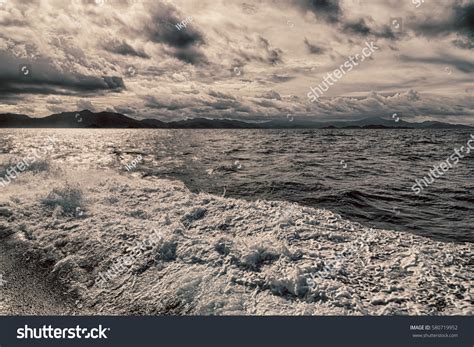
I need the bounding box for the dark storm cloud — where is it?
[453,2,474,38]
[412,2,474,44]
[141,2,207,65]
[289,1,397,41]
[343,19,371,36]
[0,51,125,97]
[173,46,208,65]
[452,38,474,50]
[102,76,126,89]
[294,0,342,23]
[304,38,325,54]
[103,39,150,59]
[373,26,398,40]
[342,19,397,40]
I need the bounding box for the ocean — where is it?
[1,128,472,242]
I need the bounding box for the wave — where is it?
[1,167,472,315]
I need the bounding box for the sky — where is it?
[0,0,473,124]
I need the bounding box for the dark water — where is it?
[138,129,473,243]
[1,129,473,242]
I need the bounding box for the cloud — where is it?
[76,99,96,111]
[260,90,282,100]
[294,0,342,23]
[257,36,283,65]
[340,18,399,41]
[172,46,208,65]
[231,35,284,67]
[46,105,66,113]
[208,90,237,100]
[0,0,472,124]
[103,39,150,59]
[0,51,125,98]
[343,18,371,36]
[452,38,474,50]
[46,96,63,105]
[411,2,474,46]
[143,95,192,111]
[112,105,138,116]
[269,73,296,83]
[406,89,420,101]
[304,38,325,54]
[399,54,474,73]
[304,90,474,123]
[103,76,126,90]
[141,2,207,65]
[453,2,474,39]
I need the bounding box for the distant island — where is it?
[0,110,472,129]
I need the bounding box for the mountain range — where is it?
[0,110,472,129]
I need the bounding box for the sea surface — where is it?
[1,128,473,242]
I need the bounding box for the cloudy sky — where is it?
[0,0,473,124]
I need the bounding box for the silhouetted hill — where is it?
[41,110,146,128]
[0,113,31,127]
[0,110,146,128]
[141,119,170,128]
[0,111,472,129]
[167,118,261,129]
